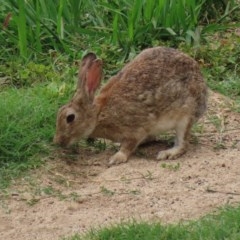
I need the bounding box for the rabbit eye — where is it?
[66,114,75,124]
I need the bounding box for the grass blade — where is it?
[57,0,65,39]
[17,0,28,58]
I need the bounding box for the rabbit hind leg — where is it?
[157,116,193,160]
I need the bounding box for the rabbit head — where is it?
[53,53,102,147]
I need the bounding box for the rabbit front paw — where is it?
[108,151,128,166]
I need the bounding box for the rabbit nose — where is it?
[53,135,64,146]
[53,135,69,148]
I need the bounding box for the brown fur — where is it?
[54,47,208,165]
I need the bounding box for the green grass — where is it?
[0,87,51,188]
[63,205,240,240]
[0,72,75,188]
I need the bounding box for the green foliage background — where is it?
[0,0,238,59]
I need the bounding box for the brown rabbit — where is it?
[54,47,207,165]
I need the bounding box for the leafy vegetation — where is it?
[63,205,240,240]
[180,30,240,102]
[0,0,238,60]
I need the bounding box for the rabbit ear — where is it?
[85,59,102,95]
[78,52,97,88]
[77,53,103,102]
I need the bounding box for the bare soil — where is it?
[1,91,240,240]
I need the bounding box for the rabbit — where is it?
[54,47,207,165]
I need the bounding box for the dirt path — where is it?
[1,91,240,240]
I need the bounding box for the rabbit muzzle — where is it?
[53,134,71,148]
